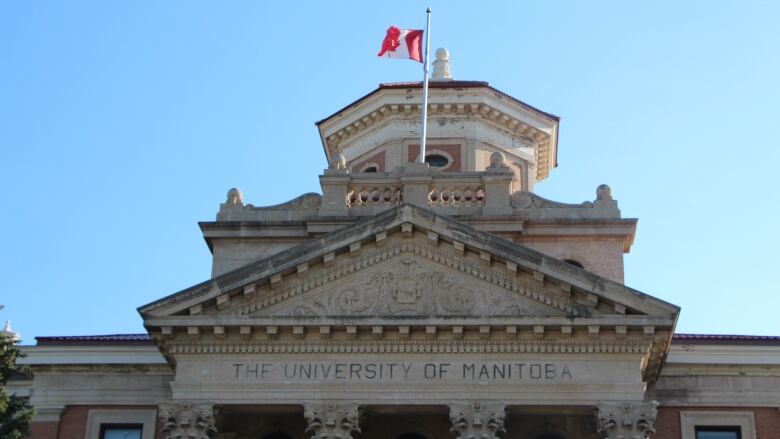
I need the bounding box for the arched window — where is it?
[425,154,449,168]
[563,259,584,269]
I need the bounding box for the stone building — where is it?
[12,52,780,439]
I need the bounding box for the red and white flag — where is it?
[377,26,424,63]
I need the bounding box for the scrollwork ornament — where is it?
[597,401,659,439]
[303,402,361,439]
[159,402,218,439]
[449,401,507,439]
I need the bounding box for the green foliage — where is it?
[0,335,35,439]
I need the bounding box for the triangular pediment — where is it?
[140,204,678,322]
[239,248,570,319]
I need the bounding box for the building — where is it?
[12,51,780,439]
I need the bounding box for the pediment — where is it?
[140,204,678,323]
[234,248,570,319]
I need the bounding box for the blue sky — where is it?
[1,1,778,341]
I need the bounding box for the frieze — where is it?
[223,237,582,318]
[281,258,555,317]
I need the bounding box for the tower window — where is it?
[425,154,449,167]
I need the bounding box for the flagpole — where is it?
[417,7,432,164]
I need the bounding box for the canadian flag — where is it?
[377,26,424,62]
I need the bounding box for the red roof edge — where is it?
[672,333,780,345]
[35,334,153,346]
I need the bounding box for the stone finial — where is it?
[449,402,507,439]
[597,401,659,439]
[159,403,218,439]
[0,320,20,343]
[304,402,361,439]
[226,188,243,206]
[330,154,348,170]
[489,151,506,168]
[596,184,612,200]
[431,47,453,81]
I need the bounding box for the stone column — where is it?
[303,402,361,439]
[449,402,508,439]
[159,402,218,439]
[596,401,659,439]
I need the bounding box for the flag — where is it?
[377,26,424,62]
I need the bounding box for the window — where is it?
[363,166,378,172]
[425,154,449,167]
[695,427,741,439]
[681,412,755,439]
[85,409,157,439]
[563,259,584,269]
[100,424,143,439]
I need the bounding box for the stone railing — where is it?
[319,153,514,217]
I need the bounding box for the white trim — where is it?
[668,344,780,365]
[18,345,166,365]
[84,408,157,439]
[680,411,755,439]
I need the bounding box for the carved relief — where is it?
[511,191,592,209]
[278,257,556,318]
[304,402,360,439]
[222,235,586,319]
[597,401,659,439]
[449,401,507,439]
[159,403,218,439]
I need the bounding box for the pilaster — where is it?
[303,402,361,439]
[159,402,218,439]
[449,401,507,439]
[596,401,659,439]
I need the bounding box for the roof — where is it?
[35,334,152,346]
[31,333,780,346]
[314,81,561,126]
[672,333,780,346]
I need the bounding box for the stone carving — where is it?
[431,47,453,80]
[330,154,347,170]
[251,193,322,211]
[449,402,507,439]
[275,257,554,318]
[225,188,243,206]
[596,184,612,200]
[597,401,659,439]
[160,402,218,439]
[510,191,593,209]
[304,402,360,439]
[488,151,506,168]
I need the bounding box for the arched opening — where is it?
[425,154,449,168]
[563,259,584,269]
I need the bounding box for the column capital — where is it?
[159,402,218,439]
[303,402,361,439]
[597,401,659,439]
[449,401,507,439]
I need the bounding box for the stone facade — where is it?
[12,74,780,439]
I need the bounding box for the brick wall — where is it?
[407,144,462,172]
[28,405,162,439]
[655,406,780,439]
[351,151,386,172]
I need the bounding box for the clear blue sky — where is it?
[1,1,778,341]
